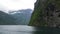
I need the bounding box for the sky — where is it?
[0,0,36,13]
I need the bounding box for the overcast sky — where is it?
[0,0,36,13]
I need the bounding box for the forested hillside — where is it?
[9,9,32,25]
[29,0,60,27]
[0,11,17,25]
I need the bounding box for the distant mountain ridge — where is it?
[9,9,32,25]
[0,11,17,25]
[0,9,32,25]
[9,9,32,14]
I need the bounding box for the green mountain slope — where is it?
[29,0,60,27]
[0,11,17,25]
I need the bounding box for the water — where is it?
[0,25,36,34]
[0,25,60,34]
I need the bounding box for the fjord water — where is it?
[0,25,60,34]
[0,25,36,34]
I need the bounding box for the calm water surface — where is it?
[0,25,36,34]
[0,25,60,34]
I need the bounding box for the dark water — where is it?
[0,25,60,34]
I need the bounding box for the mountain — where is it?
[29,0,60,27]
[9,9,32,25]
[0,11,17,25]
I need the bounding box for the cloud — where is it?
[0,0,36,13]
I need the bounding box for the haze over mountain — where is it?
[0,0,36,13]
[0,9,32,25]
[0,11,17,25]
[9,9,32,25]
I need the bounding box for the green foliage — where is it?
[29,0,60,27]
[29,0,49,26]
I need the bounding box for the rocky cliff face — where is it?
[29,0,60,27]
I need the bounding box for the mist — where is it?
[0,0,36,13]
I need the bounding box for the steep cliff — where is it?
[29,0,60,27]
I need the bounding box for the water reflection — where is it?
[0,25,35,34]
[34,27,60,34]
[0,25,60,34]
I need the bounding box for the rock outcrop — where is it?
[29,0,60,27]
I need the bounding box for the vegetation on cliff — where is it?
[29,0,60,27]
